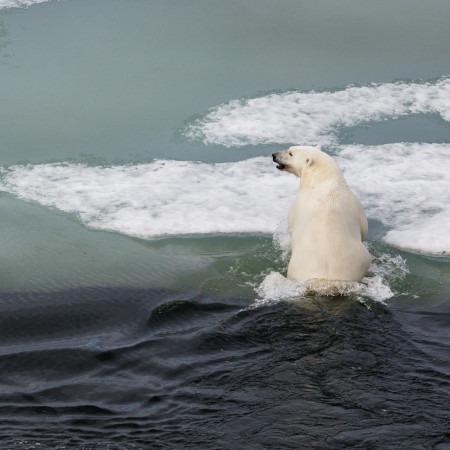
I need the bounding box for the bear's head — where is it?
[272,145,323,178]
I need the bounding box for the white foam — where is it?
[337,143,450,254]
[0,0,51,10]
[184,78,450,147]
[251,251,409,309]
[252,272,392,309]
[254,271,307,305]
[272,220,291,261]
[0,158,298,237]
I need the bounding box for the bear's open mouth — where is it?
[276,163,286,170]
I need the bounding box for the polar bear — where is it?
[272,145,371,282]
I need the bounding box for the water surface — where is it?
[0,1,449,448]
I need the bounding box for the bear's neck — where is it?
[298,163,346,191]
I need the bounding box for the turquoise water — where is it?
[1,0,449,296]
[0,1,449,448]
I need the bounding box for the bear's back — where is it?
[288,180,370,281]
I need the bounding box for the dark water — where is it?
[0,288,448,449]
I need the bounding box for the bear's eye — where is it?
[306,158,310,163]
[289,151,293,156]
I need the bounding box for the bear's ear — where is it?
[315,145,322,151]
[306,157,315,167]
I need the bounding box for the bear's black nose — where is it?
[272,153,277,161]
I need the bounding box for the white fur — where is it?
[273,146,371,282]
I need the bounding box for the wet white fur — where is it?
[273,146,371,281]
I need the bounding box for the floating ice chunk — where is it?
[184,78,450,147]
[1,142,448,254]
[0,0,50,10]
[337,143,450,254]
[0,158,297,237]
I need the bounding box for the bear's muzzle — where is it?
[272,153,286,170]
